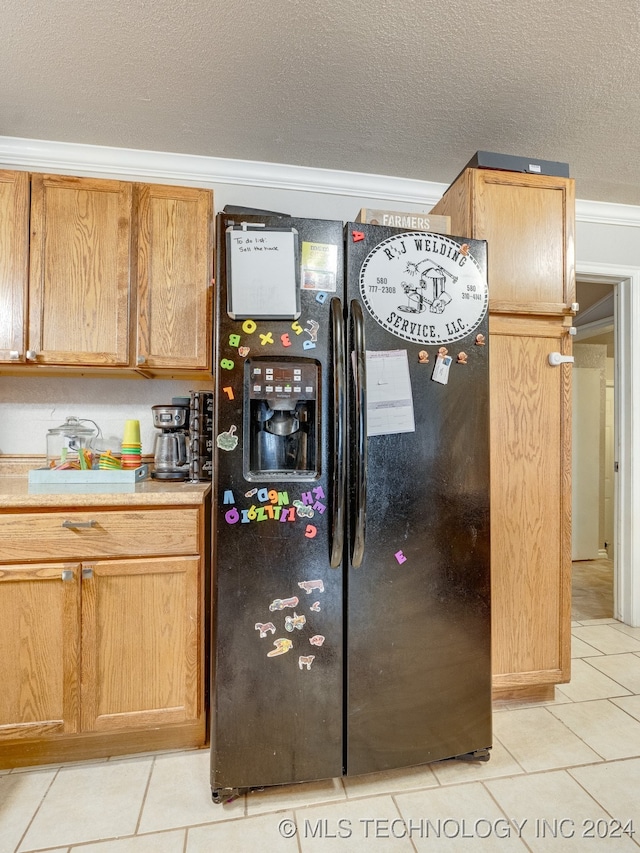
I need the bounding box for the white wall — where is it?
[0,376,213,457]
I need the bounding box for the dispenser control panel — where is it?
[248,360,318,402]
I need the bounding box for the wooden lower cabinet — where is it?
[81,556,200,732]
[0,562,80,739]
[490,315,572,697]
[0,504,207,768]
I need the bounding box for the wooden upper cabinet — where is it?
[0,170,30,363]
[430,169,575,314]
[136,184,213,372]
[28,174,132,366]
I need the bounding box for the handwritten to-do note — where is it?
[226,226,300,319]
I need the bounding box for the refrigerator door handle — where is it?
[350,299,367,567]
[330,297,346,568]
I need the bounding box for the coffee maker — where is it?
[151,404,190,480]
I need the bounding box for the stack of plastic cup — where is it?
[121,420,142,469]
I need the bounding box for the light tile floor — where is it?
[4,562,639,852]
[2,618,640,852]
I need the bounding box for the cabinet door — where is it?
[81,556,201,732]
[0,170,29,363]
[136,184,213,371]
[431,168,575,314]
[489,316,572,690]
[0,562,80,738]
[472,170,575,312]
[28,174,132,366]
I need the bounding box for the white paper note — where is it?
[366,349,415,437]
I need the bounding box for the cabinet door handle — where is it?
[137,355,147,365]
[61,519,98,529]
[9,350,20,360]
[61,569,74,581]
[25,349,38,361]
[82,567,94,579]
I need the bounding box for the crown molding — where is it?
[0,136,447,206]
[575,198,640,228]
[1,135,640,226]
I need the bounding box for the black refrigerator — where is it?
[210,213,491,803]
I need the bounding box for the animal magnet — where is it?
[304,319,320,342]
[298,655,315,670]
[310,601,321,612]
[267,638,293,657]
[298,579,324,594]
[309,635,325,647]
[255,622,277,638]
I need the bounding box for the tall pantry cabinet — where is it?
[431,168,575,700]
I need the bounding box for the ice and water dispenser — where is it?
[245,358,319,479]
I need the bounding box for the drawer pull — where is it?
[61,569,74,581]
[62,519,98,529]
[82,567,94,579]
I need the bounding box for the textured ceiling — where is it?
[2,0,640,204]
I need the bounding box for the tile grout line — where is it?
[133,754,156,837]
[13,766,61,853]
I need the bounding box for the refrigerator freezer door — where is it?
[211,215,345,793]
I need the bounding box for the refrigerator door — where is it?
[210,215,345,795]
[344,224,492,776]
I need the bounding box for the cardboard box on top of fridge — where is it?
[459,150,570,179]
[356,208,451,234]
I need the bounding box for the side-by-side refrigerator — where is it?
[210,212,491,802]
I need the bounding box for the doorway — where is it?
[572,279,615,620]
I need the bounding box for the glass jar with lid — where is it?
[46,417,100,468]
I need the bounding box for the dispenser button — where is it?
[305,386,313,393]
[265,385,273,392]
[293,386,301,393]
[253,368,262,376]
[275,385,283,392]
[253,384,262,392]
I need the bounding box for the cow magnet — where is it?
[298,579,324,595]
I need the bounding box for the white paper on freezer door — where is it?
[365,349,416,437]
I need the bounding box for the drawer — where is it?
[0,508,200,562]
